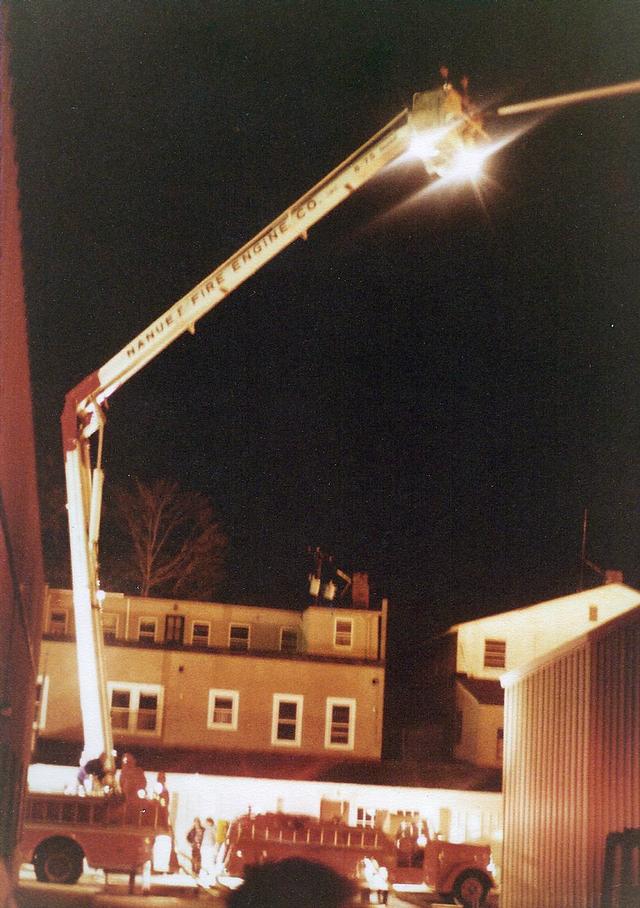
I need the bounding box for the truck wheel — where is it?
[452,870,489,907]
[34,838,84,884]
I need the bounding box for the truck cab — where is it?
[393,818,494,906]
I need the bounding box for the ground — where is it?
[17,865,500,907]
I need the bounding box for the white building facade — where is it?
[435,584,640,768]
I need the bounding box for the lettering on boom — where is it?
[230,217,290,273]
[126,303,189,358]
[190,270,227,307]
[126,271,228,359]
[353,148,379,174]
[292,197,317,220]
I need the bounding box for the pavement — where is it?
[16,868,218,907]
[16,867,496,908]
[16,885,432,908]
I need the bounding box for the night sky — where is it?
[7,3,640,655]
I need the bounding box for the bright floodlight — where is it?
[407,125,452,164]
[406,121,497,185]
[441,143,492,184]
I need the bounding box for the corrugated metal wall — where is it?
[588,616,640,901]
[502,610,640,908]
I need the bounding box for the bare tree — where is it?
[109,479,227,600]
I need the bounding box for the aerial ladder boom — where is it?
[61,98,477,768]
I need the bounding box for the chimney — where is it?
[351,572,370,609]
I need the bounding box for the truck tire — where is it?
[33,837,84,884]
[451,869,490,907]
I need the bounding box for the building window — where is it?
[208,689,239,730]
[138,618,157,643]
[48,609,68,636]
[229,624,250,652]
[334,618,353,649]
[272,694,303,746]
[589,604,598,622]
[496,727,504,762]
[325,698,356,749]
[483,638,506,669]
[280,628,298,653]
[108,682,163,735]
[165,614,185,646]
[33,675,49,730]
[191,621,210,647]
[102,612,118,642]
[356,807,375,829]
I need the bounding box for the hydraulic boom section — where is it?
[61,93,485,768]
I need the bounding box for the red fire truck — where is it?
[20,791,172,885]
[217,813,494,906]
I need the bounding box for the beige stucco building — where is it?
[36,588,387,764]
[434,583,640,769]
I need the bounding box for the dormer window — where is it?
[280,628,298,652]
[334,618,353,649]
[191,621,210,646]
[229,624,250,652]
[138,618,157,643]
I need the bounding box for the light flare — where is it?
[406,125,454,164]
[402,120,526,190]
[437,124,530,192]
[442,144,489,183]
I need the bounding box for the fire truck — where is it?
[23,79,491,885]
[217,813,494,906]
[19,791,171,885]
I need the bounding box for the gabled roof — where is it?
[457,676,504,706]
[448,582,640,633]
[501,602,640,688]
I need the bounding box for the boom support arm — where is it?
[62,107,421,766]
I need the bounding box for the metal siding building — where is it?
[0,9,46,902]
[501,607,640,908]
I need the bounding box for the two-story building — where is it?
[431,582,640,769]
[35,584,388,771]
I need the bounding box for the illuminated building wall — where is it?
[436,583,640,767]
[28,762,503,876]
[36,588,386,760]
[451,583,640,680]
[501,606,640,908]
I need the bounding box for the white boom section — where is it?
[75,109,413,436]
[498,78,640,116]
[63,108,416,766]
